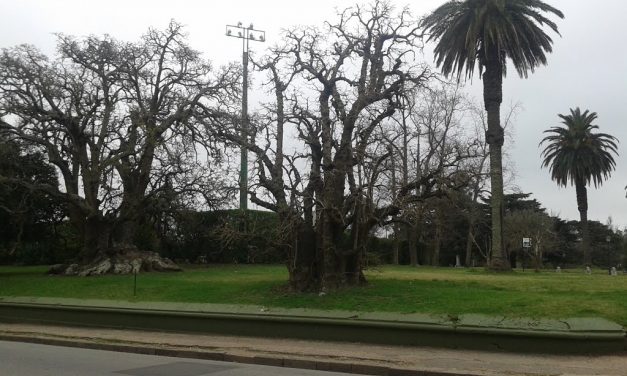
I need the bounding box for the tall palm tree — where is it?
[540,108,618,266]
[422,0,563,270]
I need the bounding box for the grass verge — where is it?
[1,264,626,325]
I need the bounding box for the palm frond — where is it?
[422,0,564,79]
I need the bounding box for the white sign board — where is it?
[522,238,532,248]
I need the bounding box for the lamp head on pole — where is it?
[225,23,266,43]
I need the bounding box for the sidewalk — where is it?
[1,323,626,376]
[1,297,624,354]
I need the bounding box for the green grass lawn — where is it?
[1,264,626,325]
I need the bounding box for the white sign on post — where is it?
[522,238,532,248]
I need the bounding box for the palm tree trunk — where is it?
[487,139,508,270]
[483,57,510,271]
[575,178,591,265]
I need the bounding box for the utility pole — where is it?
[226,22,265,210]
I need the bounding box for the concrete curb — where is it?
[0,297,624,354]
[0,333,469,376]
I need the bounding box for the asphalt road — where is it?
[0,340,359,376]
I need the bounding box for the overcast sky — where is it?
[1,0,625,229]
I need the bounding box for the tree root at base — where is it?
[48,250,181,276]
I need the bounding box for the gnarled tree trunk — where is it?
[288,223,319,292]
[50,212,181,276]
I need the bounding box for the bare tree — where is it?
[214,2,430,291]
[112,21,239,252]
[461,101,520,266]
[0,22,238,275]
[0,39,121,264]
[291,2,433,290]
[383,81,478,266]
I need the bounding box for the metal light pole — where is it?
[226,22,265,210]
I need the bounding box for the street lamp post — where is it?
[225,23,266,210]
